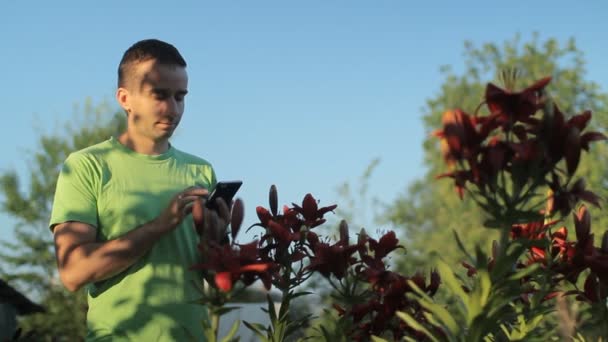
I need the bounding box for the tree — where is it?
[385,33,608,274]
[0,99,126,340]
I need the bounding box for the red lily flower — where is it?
[478,137,510,179]
[191,241,274,292]
[306,231,361,279]
[292,193,337,228]
[537,106,606,174]
[511,219,557,240]
[547,177,601,216]
[433,109,486,169]
[266,220,300,247]
[484,76,551,130]
[367,231,402,260]
[436,170,474,200]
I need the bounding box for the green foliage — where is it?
[243,291,313,342]
[0,99,125,340]
[398,241,558,341]
[386,33,608,273]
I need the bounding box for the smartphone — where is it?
[205,180,243,210]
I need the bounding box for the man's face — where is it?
[120,59,188,142]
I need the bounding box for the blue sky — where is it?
[1,0,607,242]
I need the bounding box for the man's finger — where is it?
[216,198,231,221]
[203,203,213,239]
[183,201,195,215]
[183,188,209,197]
[179,195,201,204]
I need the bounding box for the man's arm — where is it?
[53,187,215,292]
[53,219,169,292]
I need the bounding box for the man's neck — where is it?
[117,132,169,155]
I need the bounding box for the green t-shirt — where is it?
[50,136,216,341]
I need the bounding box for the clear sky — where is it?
[1,0,607,242]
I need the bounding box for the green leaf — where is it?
[507,262,540,281]
[319,325,332,341]
[436,260,468,303]
[422,311,443,328]
[266,294,278,324]
[278,292,292,321]
[214,306,242,316]
[407,279,460,335]
[201,318,216,342]
[371,336,389,342]
[220,319,241,342]
[466,270,491,324]
[396,311,440,342]
[242,321,268,341]
[284,314,313,337]
[453,229,474,262]
[290,291,314,299]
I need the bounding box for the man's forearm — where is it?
[60,219,169,291]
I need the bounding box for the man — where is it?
[50,39,227,341]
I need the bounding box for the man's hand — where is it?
[155,186,209,232]
[193,196,231,243]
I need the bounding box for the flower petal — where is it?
[215,272,233,292]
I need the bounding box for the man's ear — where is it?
[116,87,131,114]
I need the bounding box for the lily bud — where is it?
[231,198,245,240]
[339,220,349,244]
[302,194,318,220]
[545,188,555,215]
[269,185,278,216]
[601,231,608,254]
[357,228,369,256]
[358,228,368,245]
[584,273,599,303]
[565,127,581,176]
[411,271,426,290]
[574,205,590,242]
[428,269,441,296]
[572,178,586,193]
[256,207,272,227]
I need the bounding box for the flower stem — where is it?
[210,308,220,342]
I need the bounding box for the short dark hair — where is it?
[117,39,187,87]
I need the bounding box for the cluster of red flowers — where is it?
[330,229,442,340]
[254,189,338,290]
[433,76,605,217]
[511,206,608,303]
[254,188,444,340]
[190,183,444,340]
[190,198,275,292]
[437,75,608,333]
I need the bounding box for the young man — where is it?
[50,39,226,341]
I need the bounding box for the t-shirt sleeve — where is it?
[209,166,217,190]
[49,153,100,232]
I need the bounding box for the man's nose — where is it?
[166,98,180,117]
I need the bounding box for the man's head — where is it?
[116,39,188,144]
[117,39,186,88]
